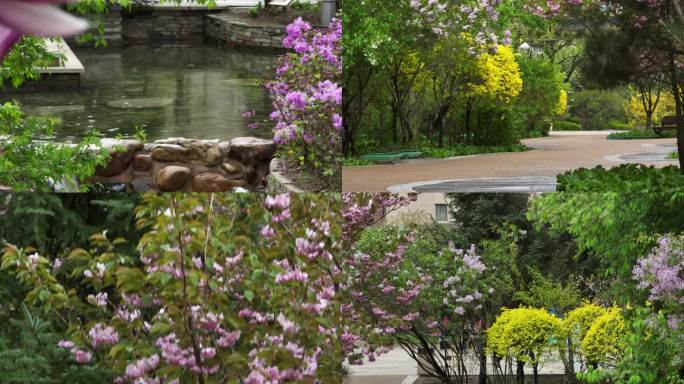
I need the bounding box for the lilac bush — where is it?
[266,17,342,190]
[633,235,684,306]
[2,193,345,383]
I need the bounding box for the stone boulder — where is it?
[154,166,190,192]
[151,139,223,166]
[95,139,144,177]
[225,137,275,163]
[191,172,246,192]
[133,154,153,172]
[221,159,246,178]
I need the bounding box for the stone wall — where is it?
[0,74,80,94]
[122,9,219,44]
[205,14,287,50]
[92,137,275,192]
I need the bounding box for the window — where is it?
[435,204,448,222]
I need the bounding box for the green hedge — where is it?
[606,121,631,130]
[553,120,582,131]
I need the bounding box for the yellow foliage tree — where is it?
[556,89,568,116]
[470,45,523,104]
[580,307,625,365]
[626,87,676,130]
[487,307,562,365]
[562,302,609,347]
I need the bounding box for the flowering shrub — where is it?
[267,17,342,190]
[1,193,345,383]
[633,235,684,309]
[341,222,491,381]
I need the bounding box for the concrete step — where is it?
[269,0,293,6]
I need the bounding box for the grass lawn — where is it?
[343,144,529,166]
[607,130,677,139]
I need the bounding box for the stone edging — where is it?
[267,157,306,193]
[92,137,276,192]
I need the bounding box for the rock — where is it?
[205,146,223,166]
[106,97,174,110]
[255,162,271,186]
[131,177,156,192]
[154,166,190,192]
[191,172,245,192]
[133,154,153,172]
[151,141,223,166]
[221,159,246,177]
[95,139,144,177]
[226,137,275,162]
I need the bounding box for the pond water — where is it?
[8,45,279,142]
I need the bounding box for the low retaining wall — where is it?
[92,137,275,192]
[122,9,218,44]
[205,14,287,50]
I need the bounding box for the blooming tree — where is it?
[2,193,345,383]
[267,17,342,190]
[633,234,684,329]
[341,220,491,383]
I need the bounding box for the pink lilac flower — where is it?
[74,349,91,364]
[0,0,89,59]
[57,340,74,349]
[285,91,308,110]
[88,323,119,348]
[332,114,342,130]
[277,313,300,334]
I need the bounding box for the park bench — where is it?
[656,116,684,135]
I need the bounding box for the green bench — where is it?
[359,151,425,162]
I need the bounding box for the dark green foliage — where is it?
[608,130,677,139]
[606,121,631,130]
[529,168,684,299]
[567,89,629,131]
[444,193,597,294]
[0,37,56,89]
[421,143,528,159]
[553,120,582,131]
[444,193,530,246]
[0,103,111,192]
[556,165,684,193]
[0,305,112,384]
[0,193,140,255]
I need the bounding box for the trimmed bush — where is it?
[553,120,582,131]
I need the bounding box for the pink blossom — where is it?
[74,349,91,364]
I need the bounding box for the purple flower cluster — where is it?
[267,17,342,185]
[633,235,684,305]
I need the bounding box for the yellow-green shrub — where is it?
[487,307,562,364]
[562,302,609,346]
[580,307,625,365]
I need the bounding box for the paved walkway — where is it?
[345,347,577,383]
[342,134,679,192]
[345,348,417,384]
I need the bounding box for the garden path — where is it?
[342,133,678,192]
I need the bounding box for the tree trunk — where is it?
[391,103,398,144]
[434,105,449,148]
[516,361,524,384]
[465,101,472,145]
[533,362,539,384]
[668,49,684,172]
[645,112,653,132]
